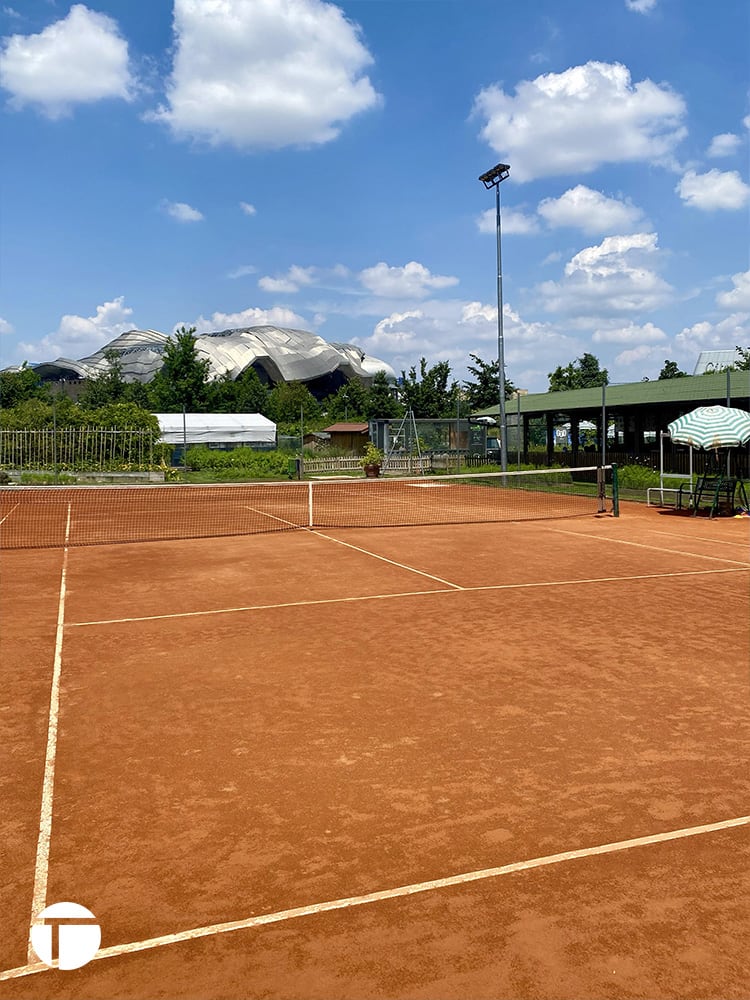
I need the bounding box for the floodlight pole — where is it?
[479,163,510,472]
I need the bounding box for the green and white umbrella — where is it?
[668,405,750,450]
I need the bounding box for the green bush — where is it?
[184,446,292,478]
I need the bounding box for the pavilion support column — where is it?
[546,413,554,466]
[570,416,580,466]
[523,414,530,463]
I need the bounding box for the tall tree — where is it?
[79,349,128,407]
[0,362,50,408]
[364,370,402,419]
[658,359,688,380]
[399,358,461,418]
[210,367,270,413]
[266,381,320,425]
[463,353,517,410]
[734,345,750,371]
[548,353,609,391]
[324,379,369,422]
[149,326,212,411]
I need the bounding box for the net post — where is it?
[308,480,313,528]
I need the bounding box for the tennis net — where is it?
[0,465,618,549]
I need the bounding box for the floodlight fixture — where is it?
[479,161,511,471]
[478,163,511,189]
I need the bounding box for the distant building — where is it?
[18,326,396,400]
[693,349,740,375]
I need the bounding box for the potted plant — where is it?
[360,442,384,478]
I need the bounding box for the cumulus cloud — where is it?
[537,185,645,235]
[592,321,666,343]
[538,233,673,319]
[258,265,316,294]
[359,296,575,381]
[148,0,381,149]
[185,305,310,335]
[0,4,135,118]
[473,61,686,182]
[616,344,661,367]
[239,202,257,216]
[359,261,459,298]
[707,133,741,158]
[161,200,204,222]
[625,0,657,12]
[477,207,539,235]
[676,168,750,210]
[676,313,750,349]
[0,316,14,335]
[716,269,750,311]
[17,296,136,360]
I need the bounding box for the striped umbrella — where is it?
[668,405,750,450]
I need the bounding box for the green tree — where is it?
[324,379,369,422]
[266,381,321,425]
[0,362,50,408]
[734,346,750,371]
[548,353,609,391]
[658,359,688,380]
[463,354,517,410]
[79,349,128,407]
[364,370,402,419]
[149,326,212,411]
[210,367,270,414]
[399,358,461,418]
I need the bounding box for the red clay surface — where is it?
[1,500,749,999]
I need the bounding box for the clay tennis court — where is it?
[1,481,748,999]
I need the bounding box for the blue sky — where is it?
[1,0,748,392]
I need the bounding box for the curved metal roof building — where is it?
[28,326,396,395]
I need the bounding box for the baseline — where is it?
[2,815,747,983]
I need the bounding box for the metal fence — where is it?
[0,427,156,471]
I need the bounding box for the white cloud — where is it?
[0,4,134,118]
[186,305,309,335]
[358,297,575,382]
[625,0,657,12]
[537,185,645,235]
[0,316,14,335]
[716,270,750,311]
[676,312,750,349]
[148,0,381,150]
[161,200,204,223]
[707,133,741,158]
[227,264,257,280]
[477,206,539,235]
[676,169,750,210]
[592,321,666,344]
[239,202,257,216]
[258,265,316,294]
[538,233,673,318]
[473,61,686,182]
[359,261,459,299]
[616,345,661,367]
[17,296,136,360]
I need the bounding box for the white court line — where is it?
[310,530,463,589]
[2,813,748,983]
[66,566,747,628]
[242,505,302,529]
[0,502,19,526]
[642,528,750,549]
[547,526,750,567]
[27,503,71,962]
